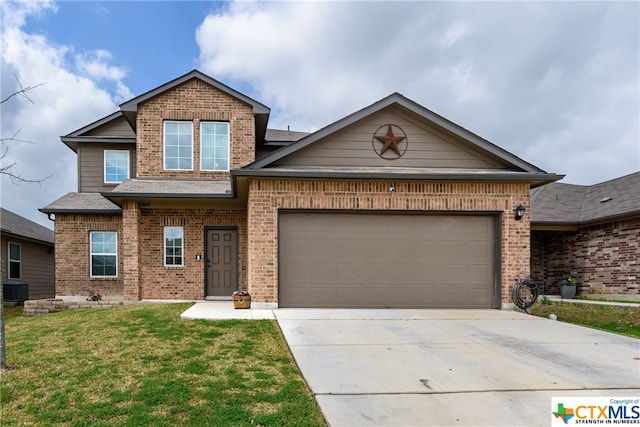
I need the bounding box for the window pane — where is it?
[9,261,20,279]
[9,243,20,260]
[165,122,179,133]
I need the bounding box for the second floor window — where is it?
[201,122,229,171]
[164,121,193,170]
[104,150,130,183]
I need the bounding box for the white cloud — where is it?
[196,1,639,185]
[1,0,129,228]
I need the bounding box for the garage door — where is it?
[279,213,497,308]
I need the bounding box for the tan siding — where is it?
[86,115,135,137]
[78,143,137,192]
[1,236,55,299]
[277,107,509,169]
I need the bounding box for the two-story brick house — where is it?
[41,70,562,308]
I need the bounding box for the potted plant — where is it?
[559,272,576,299]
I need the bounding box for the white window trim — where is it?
[90,231,118,278]
[163,120,193,171]
[104,150,130,184]
[164,226,184,267]
[200,121,230,172]
[8,242,21,280]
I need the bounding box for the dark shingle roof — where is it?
[265,129,310,143]
[106,179,232,197]
[40,193,122,214]
[531,172,640,225]
[1,208,54,244]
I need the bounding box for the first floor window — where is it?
[90,232,117,277]
[104,150,130,183]
[8,242,20,279]
[164,227,183,267]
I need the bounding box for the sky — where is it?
[1,0,639,229]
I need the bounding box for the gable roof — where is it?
[239,93,562,186]
[531,172,640,226]
[119,69,271,140]
[61,111,136,152]
[1,208,54,245]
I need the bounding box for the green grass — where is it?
[531,301,640,338]
[1,304,325,426]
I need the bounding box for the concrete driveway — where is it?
[275,309,640,427]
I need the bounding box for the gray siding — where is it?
[276,107,509,169]
[86,115,135,137]
[78,143,137,193]
[1,236,55,299]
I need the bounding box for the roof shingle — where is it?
[1,208,54,244]
[531,172,640,224]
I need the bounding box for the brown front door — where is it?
[206,229,237,297]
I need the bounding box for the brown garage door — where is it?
[278,213,497,308]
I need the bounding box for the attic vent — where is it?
[600,197,612,203]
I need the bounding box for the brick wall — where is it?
[54,209,248,301]
[136,78,255,178]
[247,179,531,306]
[137,207,247,300]
[531,217,639,295]
[54,213,124,298]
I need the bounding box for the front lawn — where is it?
[531,301,640,338]
[1,304,325,426]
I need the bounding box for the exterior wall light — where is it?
[514,204,526,221]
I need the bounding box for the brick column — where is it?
[122,201,140,300]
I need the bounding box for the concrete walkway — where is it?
[180,301,275,320]
[181,303,640,427]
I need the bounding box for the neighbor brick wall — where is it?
[247,179,531,307]
[531,217,639,295]
[54,213,124,298]
[137,207,247,300]
[136,78,255,178]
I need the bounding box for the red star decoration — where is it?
[375,125,406,156]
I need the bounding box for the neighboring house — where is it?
[530,172,640,296]
[0,208,55,299]
[41,70,562,309]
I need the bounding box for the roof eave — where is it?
[38,207,122,215]
[0,229,55,246]
[531,210,640,229]
[233,169,564,183]
[61,136,136,152]
[102,192,235,200]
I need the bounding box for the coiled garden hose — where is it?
[512,276,538,313]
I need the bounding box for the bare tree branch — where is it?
[1,75,45,104]
[0,76,49,184]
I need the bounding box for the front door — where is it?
[206,229,238,297]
